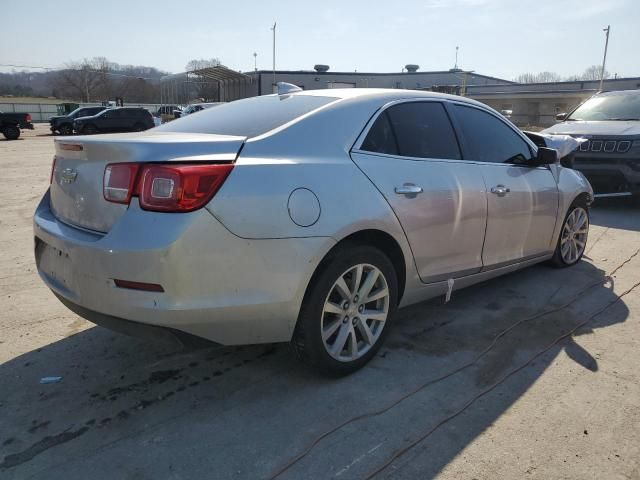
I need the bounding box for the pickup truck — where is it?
[1,111,34,140]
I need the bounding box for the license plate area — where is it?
[35,237,75,292]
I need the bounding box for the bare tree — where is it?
[185,58,221,72]
[576,65,610,81]
[514,71,562,83]
[54,57,115,102]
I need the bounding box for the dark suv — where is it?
[50,106,107,135]
[543,90,640,198]
[73,107,154,134]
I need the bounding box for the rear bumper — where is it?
[34,191,335,345]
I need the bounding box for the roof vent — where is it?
[314,64,330,73]
[405,64,419,73]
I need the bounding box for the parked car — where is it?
[177,102,223,118]
[543,89,640,198]
[73,107,154,134]
[50,106,107,135]
[155,105,182,117]
[0,111,34,140]
[35,88,592,374]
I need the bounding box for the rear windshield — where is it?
[156,94,338,137]
[568,92,640,121]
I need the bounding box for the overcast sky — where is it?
[2,0,639,80]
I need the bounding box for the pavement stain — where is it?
[0,427,89,470]
[0,344,280,471]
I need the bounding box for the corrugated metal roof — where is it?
[188,65,251,82]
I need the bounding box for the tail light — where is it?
[26,114,32,122]
[103,163,233,212]
[104,163,140,204]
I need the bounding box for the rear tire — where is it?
[292,245,398,375]
[2,125,20,140]
[549,199,589,268]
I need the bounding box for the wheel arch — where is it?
[305,229,407,306]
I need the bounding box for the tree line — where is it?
[514,65,612,84]
[0,57,221,103]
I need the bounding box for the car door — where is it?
[119,109,135,131]
[99,110,118,131]
[351,100,487,283]
[450,104,559,268]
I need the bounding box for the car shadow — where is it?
[0,260,630,479]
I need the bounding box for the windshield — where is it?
[67,107,85,118]
[568,92,640,121]
[157,94,338,137]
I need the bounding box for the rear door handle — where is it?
[395,184,423,195]
[490,185,510,196]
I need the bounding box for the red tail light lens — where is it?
[26,114,32,122]
[103,162,233,212]
[104,163,140,204]
[139,164,233,212]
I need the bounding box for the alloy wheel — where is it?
[560,207,589,264]
[321,263,390,362]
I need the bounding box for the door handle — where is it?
[395,184,423,195]
[490,185,511,196]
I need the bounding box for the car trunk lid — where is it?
[50,131,246,233]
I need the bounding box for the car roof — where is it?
[288,87,487,109]
[595,89,640,97]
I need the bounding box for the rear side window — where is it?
[361,111,398,155]
[157,94,338,138]
[361,102,461,159]
[454,105,533,164]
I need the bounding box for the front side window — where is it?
[360,102,461,160]
[454,105,533,164]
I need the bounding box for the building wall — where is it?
[245,70,512,96]
[467,77,640,128]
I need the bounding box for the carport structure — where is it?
[159,65,255,106]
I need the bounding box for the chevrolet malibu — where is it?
[34,87,593,374]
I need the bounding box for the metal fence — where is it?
[0,103,167,122]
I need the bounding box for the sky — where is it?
[2,0,639,80]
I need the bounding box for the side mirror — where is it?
[556,113,567,121]
[534,147,558,166]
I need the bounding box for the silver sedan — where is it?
[34,88,593,374]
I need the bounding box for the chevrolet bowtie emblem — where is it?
[61,168,78,184]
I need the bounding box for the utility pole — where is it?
[599,25,610,92]
[253,52,257,72]
[271,22,277,92]
[455,46,459,69]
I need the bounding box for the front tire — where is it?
[58,124,73,135]
[292,245,398,375]
[550,201,589,267]
[2,125,20,140]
